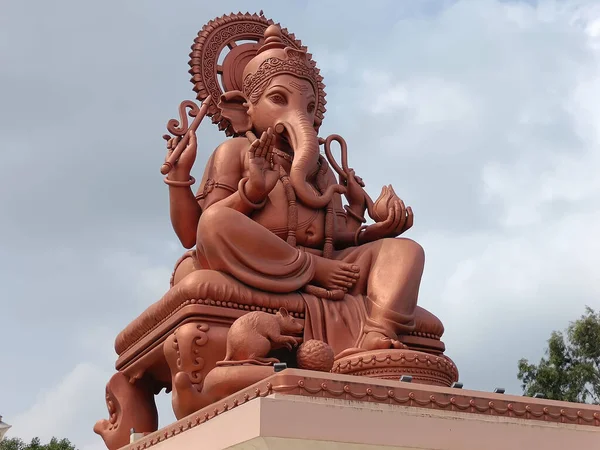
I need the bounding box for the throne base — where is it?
[331,349,459,387]
[96,269,455,450]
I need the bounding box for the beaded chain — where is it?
[275,154,335,259]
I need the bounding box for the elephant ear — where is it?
[218,90,252,135]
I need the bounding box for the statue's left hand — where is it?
[342,168,366,210]
[360,198,413,242]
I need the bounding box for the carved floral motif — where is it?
[164,322,213,419]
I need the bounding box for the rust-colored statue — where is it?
[94,13,457,450]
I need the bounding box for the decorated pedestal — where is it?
[332,349,458,385]
[121,370,600,450]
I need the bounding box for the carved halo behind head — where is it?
[188,12,327,136]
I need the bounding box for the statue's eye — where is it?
[307,102,315,114]
[269,94,287,105]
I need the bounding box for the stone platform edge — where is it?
[123,368,600,450]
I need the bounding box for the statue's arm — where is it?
[167,150,205,249]
[333,220,366,250]
[198,138,265,217]
[169,179,202,249]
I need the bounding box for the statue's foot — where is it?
[311,257,360,291]
[360,331,407,351]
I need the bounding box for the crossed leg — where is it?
[196,206,359,293]
[335,237,425,351]
[197,206,424,352]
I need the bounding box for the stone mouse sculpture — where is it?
[216,307,304,366]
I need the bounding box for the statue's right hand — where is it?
[244,128,280,203]
[164,130,197,179]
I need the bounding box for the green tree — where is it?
[517,306,600,404]
[0,437,76,450]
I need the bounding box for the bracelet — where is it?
[238,177,267,209]
[164,176,195,187]
[344,205,367,223]
[354,225,368,246]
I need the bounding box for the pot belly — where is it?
[251,182,326,250]
[295,206,326,249]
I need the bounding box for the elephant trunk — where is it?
[277,112,345,209]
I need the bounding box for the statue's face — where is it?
[248,74,316,141]
[219,71,332,209]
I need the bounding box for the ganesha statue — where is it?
[94,12,458,450]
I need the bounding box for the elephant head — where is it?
[218,25,345,209]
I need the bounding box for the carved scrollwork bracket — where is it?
[164,322,213,419]
[93,372,158,450]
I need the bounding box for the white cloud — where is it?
[367,72,477,124]
[310,47,350,76]
[100,249,174,309]
[9,363,112,446]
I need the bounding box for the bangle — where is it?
[354,225,368,246]
[344,205,367,223]
[164,176,195,187]
[238,177,267,209]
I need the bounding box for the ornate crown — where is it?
[188,13,327,136]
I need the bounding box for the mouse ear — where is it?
[278,307,289,317]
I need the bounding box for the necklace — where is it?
[278,155,334,259]
[272,148,293,163]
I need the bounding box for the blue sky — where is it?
[2,0,600,448]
